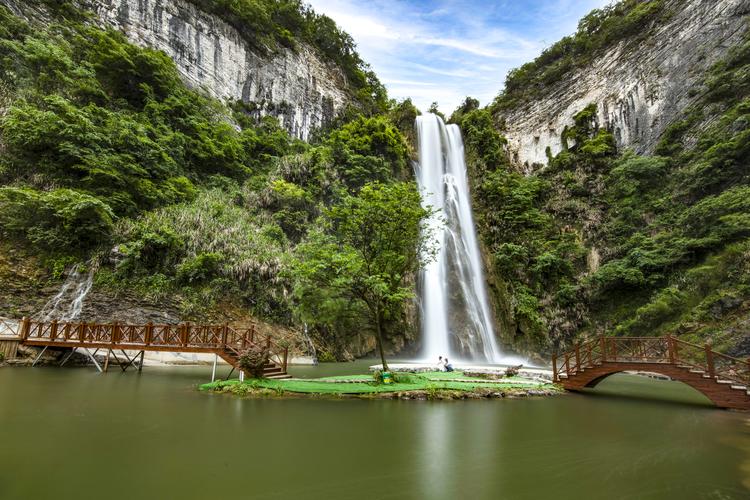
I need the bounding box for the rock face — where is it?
[81,0,352,140]
[502,0,749,169]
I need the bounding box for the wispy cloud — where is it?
[307,0,611,113]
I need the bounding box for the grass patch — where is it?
[200,370,558,397]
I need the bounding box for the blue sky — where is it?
[306,0,612,112]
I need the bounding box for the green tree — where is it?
[291,182,435,370]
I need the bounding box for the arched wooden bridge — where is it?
[2,317,290,379]
[552,336,750,410]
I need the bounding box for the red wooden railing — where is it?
[552,335,750,387]
[13,317,288,372]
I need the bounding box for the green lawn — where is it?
[200,371,558,396]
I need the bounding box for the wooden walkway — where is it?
[8,317,290,378]
[553,336,750,410]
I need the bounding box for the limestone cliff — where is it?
[3,0,354,140]
[502,0,749,169]
[96,0,355,140]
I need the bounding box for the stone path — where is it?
[370,363,554,382]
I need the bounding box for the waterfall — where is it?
[35,262,96,322]
[303,323,318,365]
[415,113,503,363]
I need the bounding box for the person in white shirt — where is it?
[437,356,447,372]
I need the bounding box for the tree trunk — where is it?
[374,303,389,372]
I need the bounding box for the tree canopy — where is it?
[291,182,435,369]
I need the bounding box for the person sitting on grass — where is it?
[444,358,454,372]
[437,356,446,372]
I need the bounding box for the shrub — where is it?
[0,187,114,251]
[116,227,185,274]
[238,343,271,379]
[393,372,421,384]
[327,115,409,183]
[175,253,224,284]
[317,351,336,363]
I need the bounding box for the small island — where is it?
[200,368,561,400]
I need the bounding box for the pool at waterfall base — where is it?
[0,364,748,500]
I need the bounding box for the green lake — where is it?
[0,363,748,499]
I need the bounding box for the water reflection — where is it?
[735,418,750,491]
[419,404,451,497]
[0,367,747,499]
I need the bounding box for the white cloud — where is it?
[306,0,611,113]
[382,79,438,87]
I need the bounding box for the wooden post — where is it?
[249,325,255,345]
[705,343,715,379]
[552,353,558,383]
[145,322,153,346]
[666,334,675,364]
[50,320,58,341]
[564,353,570,378]
[600,335,607,363]
[180,323,189,347]
[221,324,228,348]
[586,342,592,368]
[282,347,289,373]
[63,322,71,341]
[266,335,272,349]
[574,344,581,373]
[20,317,30,341]
[103,349,111,373]
[112,322,120,345]
[138,351,144,372]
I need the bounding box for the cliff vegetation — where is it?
[0,2,422,360]
[186,0,388,113]
[492,0,669,112]
[456,19,750,356]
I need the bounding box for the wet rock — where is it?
[709,295,743,319]
[526,390,550,396]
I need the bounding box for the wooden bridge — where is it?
[552,335,750,410]
[2,317,290,379]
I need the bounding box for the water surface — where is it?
[0,365,747,499]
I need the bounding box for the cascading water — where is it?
[35,262,96,322]
[303,323,318,365]
[415,113,503,363]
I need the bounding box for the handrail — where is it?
[552,335,750,386]
[0,317,20,337]
[17,317,288,370]
[672,337,709,351]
